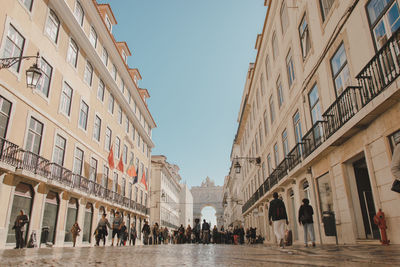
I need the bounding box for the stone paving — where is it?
[0,244,399,267]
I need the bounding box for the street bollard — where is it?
[373,209,390,245]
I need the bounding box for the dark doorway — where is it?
[353,158,380,239]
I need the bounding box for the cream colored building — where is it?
[150,155,193,230]
[0,0,156,248]
[231,0,400,245]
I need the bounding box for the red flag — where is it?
[141,171,147,191]
[108,145,114,170]
[117,154,124,172]
[126,157,137,177]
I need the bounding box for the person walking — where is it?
[141,220,150,245]
[129,223,137,246]
[163,227,169,244]
[111,211,123,246]
[186,225,192,243]
[95,213,111,246]
[12,210,29,249]
[153,223,160,245]
[70,222,81,247]
[298,198,316,247]
[239,225,245,245]
[268,192,289,248]
[119,221,128,246]
[201,219,210,244]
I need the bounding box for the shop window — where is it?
[41,191,59,244]
[64,198,78,242]
[316,173,334,214]
[82,203,93,242]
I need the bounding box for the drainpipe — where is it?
[308,167,323,245]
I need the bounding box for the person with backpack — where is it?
[268,192,288,248]
[298,198,316,247]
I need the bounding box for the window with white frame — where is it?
[299,14,311,59]
[89,157,97,181]
[131,126,135,141]
[272,32,278,60]
[274,143,279,167]
[112,64,117,80]
[267,154,272,175]
[0,96,12,138]
[368,0,400,49]
[93,115,101,141]
[120,78,124,93]
[102,165,109,188]
[125,115,129,133]
[105,127,111,151]
[320,0,335,21]
[286,50,295,87]
[36,58,53,97]
[293,110,302,144]
[280,1,289,34]
[3,24,25,72]
[67,38,78,67]
[84,61,93,86]
[97,79,105,101]
[309,84,322,124]
[19,0,33,11]
[102,47,108,66]
[282,129,289,157]
[108,93,114,114]
[330,43,350,97]
[26,118,43,154]
[118,106,122,124]
[123,144,128,164]
[115,137,120,157]
[60,82,73,116]
[269,96,275,123]
[74,1,84,26]
[122,50,127,63]
[78,100,89,130]
[121,177,126,196]
[73,147,84,175]
[89,26,97,48]
[263,110,268,136]
[105,14,112,32]
[113,172,118,192]
[52,134,66,166]
[277,76,284,107]
[45,10,60,43]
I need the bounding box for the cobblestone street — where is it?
[1,244,399,267]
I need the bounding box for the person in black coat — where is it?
[12,210,29,249]
[298,198,316,247]
[268,192,288,248]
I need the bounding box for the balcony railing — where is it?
[0,138,146,215]
[242,28,400,214]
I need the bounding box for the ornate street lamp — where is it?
[0,52,42,88]
[233,156,261,174]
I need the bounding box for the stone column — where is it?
[28,182,48,248]
[76,198,87,247]
[55,191,69,247]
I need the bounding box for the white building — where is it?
[150,155,193,229]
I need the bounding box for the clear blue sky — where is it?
[100,0,266,188]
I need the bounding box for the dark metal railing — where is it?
[0,138,19,166]
[302,121,325,157]
[287,143,302,171]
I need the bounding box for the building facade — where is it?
[231,0,400,245]
[179,183,193,227]
[0,0,156,248]
[150,155,193,230]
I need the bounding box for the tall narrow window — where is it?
[121,177,126,196]
[25,117,43,155]
[97,80,105,101]
[115,137,120,157]
[89,157,97,181]
[105,127,111,151]
[113,172,118,192]
[272,32,278,60]
[108,94,114,114]
[277,77,284,107]
[78,101,89,130]
[320,0,335,21]
[45,10,60,43]
[20,0,33,11]
[102,47,108,66]
[36,58,53,97]
[120,78,124,93]
[3,24,25,72]
[125,115,129,133]
[52,134,66,166]
[293,111,302,143]
[0,96,12,138]
[105,14,112,32]
[93,115,101,141]
[263,110,268,136]
[112,64,117,80]
[267,154,272,175]
[286,50,295,87]
[367,0,400,49]
[309,84,322,124]
[123,145,128,164]
[274,143,279,167]
[74,1,84,26]
[102,166,109,188]
[118,106,122,124]
[84,61,93,86]
[330,43,350,96]
[282,129,289,157]
[89,26,97,48]
[67,39,78,67]
[299,14,311,59]
[280,1,289,34]
[73,147,84,175]
[60,82,73,116]
[269,96,275,123]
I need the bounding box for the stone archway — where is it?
[191,177,223,228]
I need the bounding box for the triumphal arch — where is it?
[191,177,223,228]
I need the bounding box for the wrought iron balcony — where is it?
[242,28,400,215]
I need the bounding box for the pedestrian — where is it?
[70,221,81,247]
[119,221,128,246]
[239,225,245,245]
[111,211,123,246]
[391,141,400,193]
[95,213,111,246]
[141,220,150,245]
[298,198,316,247]
[268,192,289,248]
[194,219,201,243]
[129,223,137,246]
[12,210,29,249]
[201,219,210,244]
[186,225,192,243]
[178,224,185,244]
[212,225,218,244]
[233,226,239,245]
[163,227,169,244]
